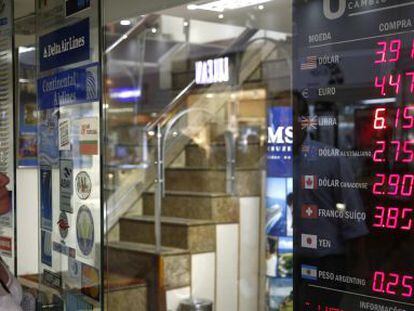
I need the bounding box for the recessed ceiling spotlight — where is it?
[218,14,224,19]
[183,21,189,27]
[120,20,131,26]
[258,4,264,10]
[151,27,158,33]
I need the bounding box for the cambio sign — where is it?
[323,0,389,20]
[323,0,346,20]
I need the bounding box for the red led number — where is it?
[373,108,386,129]
[373,140,414,163]
[372,173,414,197]
[372,271,414,298]
[373,107,414,130]
[374,74,401,96]
[375,40,402,64]
[373,206,413,230]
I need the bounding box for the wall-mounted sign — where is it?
[267,107,293,178]
[40,165,52,230]
[58,118,71,151]
[57,211,70,239]
[79,117,98,155]
[75,171,91,200]
[41,230,52,267]
[60,159,73,213]
[195,57,229,85]
[76,205,94,257]
[38,63,99,110]
[39,18,90,72]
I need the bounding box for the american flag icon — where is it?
[300,56,317,70]
[300,116,318,130]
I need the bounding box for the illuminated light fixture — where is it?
[336,203,346,211]
[187,4,198,10]
[109,88,142,101]
[258,4,264,10]
[183,21,189,27]
[121,34,128,40]
[151,27,157,34]
[187,0,272,12]
[218,13,224,19]
[18,46,35,53]
[361,98,395,105]
[120,20,131,26]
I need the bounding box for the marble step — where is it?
[142,191,239,223]
[165,167,262,196]
[106,240,190,291]
[119,215,216,254]
[105,274,148,311]
[185,143,264,168]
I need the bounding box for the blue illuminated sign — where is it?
[39,18,90,72]
[38,63,99,110]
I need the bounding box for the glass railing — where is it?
[104,30,279,235]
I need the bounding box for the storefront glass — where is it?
[9,0,414,310]
[103,0,292,310]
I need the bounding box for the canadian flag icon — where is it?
[301,175,317,189]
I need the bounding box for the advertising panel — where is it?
[266,106,293,310]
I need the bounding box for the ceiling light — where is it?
[151,27,157,34]
[183,21,189,27]
[187,4,198,10]
[120,20,131,26]
[218,14,224,19]
[258,4,264,10]
[110,88,142,101]
[361,98,396,105]
[18,46,35,54]
[187,0,272,12]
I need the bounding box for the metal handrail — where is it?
[153,107,236,252]
[105,14,158,54]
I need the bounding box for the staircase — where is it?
[103,28,286,310]
[106,134,264,311]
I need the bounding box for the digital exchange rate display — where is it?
[293,1,414,310]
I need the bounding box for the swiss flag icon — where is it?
[301,175,317,189]
[301,205,318,219]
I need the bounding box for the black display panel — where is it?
[293,1,414,310]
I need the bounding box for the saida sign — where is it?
[195,57,229,85]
